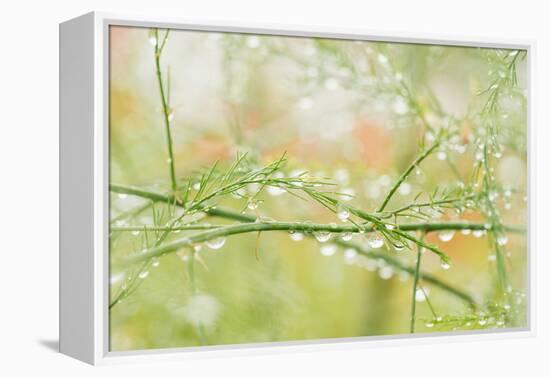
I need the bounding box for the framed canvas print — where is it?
[59,12,534,365]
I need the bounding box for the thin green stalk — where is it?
[111,221,522,234]
[153,29,177,194]
[410,235,424,333]
[109,183,521,308]
[115,221,478,307]
[383,194,477,218]
[377,142,440,213]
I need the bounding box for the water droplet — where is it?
[246,36,260,48]
[324,77,339,90]
[398,182,412,196]
[152,257,160,267]
[340,232,353,241]
[343,248,357,264]
[437,151,447,161]
[333,169,349,185]
[117,193,128,199]
[297,97,313,110]
[267,185,286,196]
[425,321,434,328]
[138,270,149,279]
[478,318,487,326]
[366,233,384,249]
[394,243,406,252]
[497,234,508,246]
[289,231,304,241]
[181,294,221,329]
[166,157,173,164]
[392,96,408,115]
[148,35,157,46]
[320,244,337,256]
[378,266,394,280]
[377,54,388,64]
[206,237,226,250]
[231,187,246,198]
[438,230,455,242]
[461,229,472,235]
[340,188,355,201]
[472,229,485,238]
[247,201,259,210]
[440,260,451,270]
[167,111,175,123]
[336,207,350,222]
[488,254,497,262]
[385,224,395,230]
[131,230,140,236]
[193,244,202,252]
[475,151,484,161]
[314,231,331,243]
[415,288,427,302]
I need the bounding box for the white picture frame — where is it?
[59,11,535,365]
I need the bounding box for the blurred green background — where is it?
[108,26,527,351]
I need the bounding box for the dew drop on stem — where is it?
[497,234,508,246]
[438,230,455,242]
[206,237,226,250]
[336,206,350,222]
[267,185,286,196]
[366,233,384,249]
[340,232,353,241]
[314,231,331,243]
[138,270,149,279]
[472,229,485,238]
[289,231,304,242]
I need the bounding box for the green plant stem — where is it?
[115,221,478,307]
[377,142,440,213]
[109,183,521,307]
[410,234,424,333]
[154,29,177,194]
[111,221,522,234]
[109,183,522,232]
[384,194,477,218]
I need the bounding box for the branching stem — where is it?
[153,29,177,194]
[377,142,440,213]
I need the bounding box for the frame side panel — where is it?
[59,12,95,364]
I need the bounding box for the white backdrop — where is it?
[0,0,547,375]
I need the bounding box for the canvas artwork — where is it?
[108,26,528,351]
